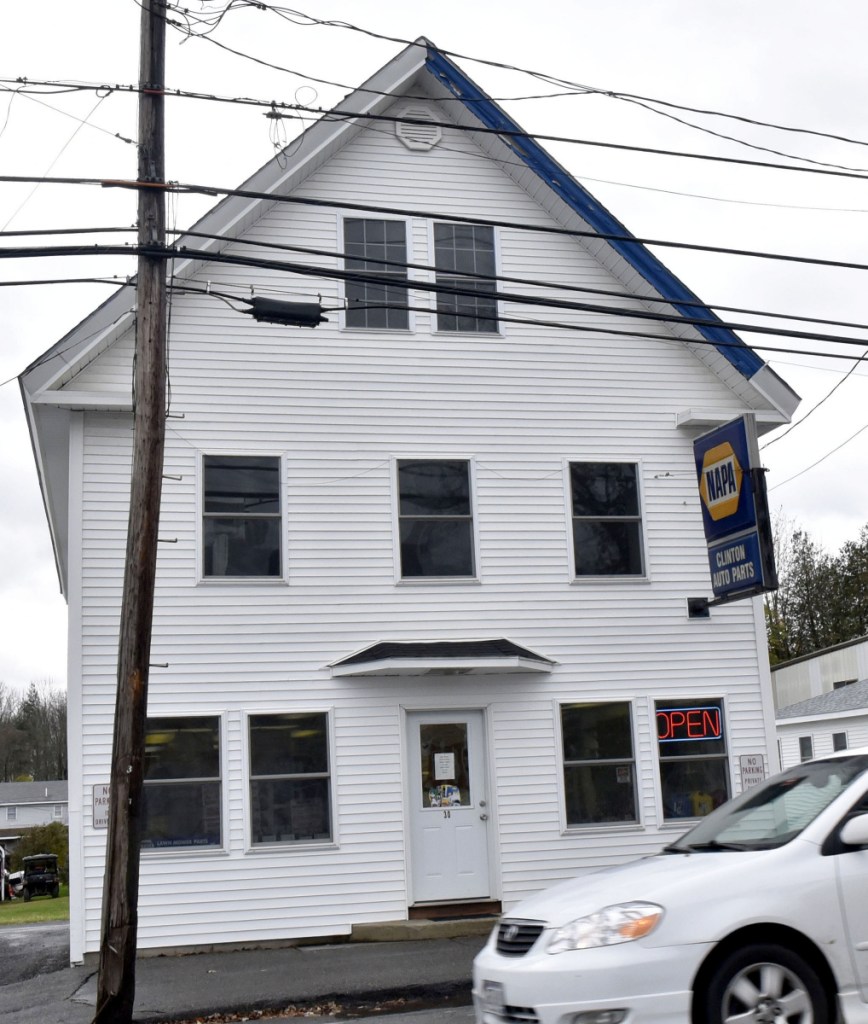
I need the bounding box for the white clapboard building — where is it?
[21,40,798,962]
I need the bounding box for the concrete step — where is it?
[351,916,497,942]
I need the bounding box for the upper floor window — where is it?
[561,701,638,826]
[53,804,63,819]
[434,223,498,333]
[5,806,16,822]
[657,698,730,820]
[142,716,222,849]
[249,712,332,844]
[799,736,814,762]
[203,455,281,578]
[344,218,409,330]
[569,462,644,577]
[833,732,848,752]
[397,459,475,578]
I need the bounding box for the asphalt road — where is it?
[0,920,70,986]
[0,921,479,1023]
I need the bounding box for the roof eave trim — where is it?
[331,656,554,678]
[423,46,765,383]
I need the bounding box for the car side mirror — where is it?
[839,814,868,847]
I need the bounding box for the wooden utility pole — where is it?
[93,1,166,1021]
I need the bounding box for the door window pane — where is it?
[249,713,331,844]
[561,702,637,825]
[420,723,470,808]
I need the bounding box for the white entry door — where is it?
[407,709,491,904]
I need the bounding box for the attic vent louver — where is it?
[395,106,442,151]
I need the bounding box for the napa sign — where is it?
[694,415,777,602]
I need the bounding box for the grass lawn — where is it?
[0,886,69,926]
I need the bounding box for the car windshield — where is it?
[665,754,868,853]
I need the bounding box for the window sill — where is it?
[432,329,503,338]
[245,840,338,853]
[396,577,482,586]
[340,326,414,334]
[561,822,646,836]
[569,576,651,586]
[141,846,229,858]
[198,577,289,586]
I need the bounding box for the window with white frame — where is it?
[656,699,730,819]
[142,717,222,849]
[569,462,644,576]
[433,223,498,333]
[561,702,638,825]
[397,459,475,578]
[344,218,409,330]
[6,806,16,822]
[799,735,814,762]
[52,804,63,819]
[202,455,281,578]
[833,732,848,752]
[249,712,332,844]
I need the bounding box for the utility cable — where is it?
[5,176,868,277]
[6,240,868,360]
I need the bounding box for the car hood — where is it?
[504,848,781,927]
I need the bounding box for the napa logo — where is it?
[698,441,743,522]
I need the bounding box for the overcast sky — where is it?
[2,0,867,692]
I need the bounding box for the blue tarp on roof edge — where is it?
[424,46,765,382]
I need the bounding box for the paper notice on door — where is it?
[434,752,455,780]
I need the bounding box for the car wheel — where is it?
[701,943,830,1024]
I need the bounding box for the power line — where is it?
[7,77,868,185]
[769,421,868,492]
[761,347,868,450]
[6,240,868,362]
[5,175,868,279]
[6,223,867,338]
[0,83,135,146]
[165,2,868,154]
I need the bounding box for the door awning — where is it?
[329,638,555,677]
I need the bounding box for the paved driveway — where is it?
[0,921,70,986]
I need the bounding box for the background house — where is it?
[777,679,868,768]
[0,781,68,857]
[21,40,797,962]
[772,635,868,710]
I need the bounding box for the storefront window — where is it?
[561,702,638,825]
[656,698,729,819]
[249,712,331,844]
[142,717,222,849]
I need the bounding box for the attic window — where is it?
[395,106,442,151]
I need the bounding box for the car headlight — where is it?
[547,901,664,954]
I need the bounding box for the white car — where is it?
[473,750,868,1024]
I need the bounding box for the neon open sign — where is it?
[657,705,722,743]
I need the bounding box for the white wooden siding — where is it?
[67,98,774,952]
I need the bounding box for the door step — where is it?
[408,899,501,920]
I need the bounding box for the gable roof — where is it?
[776,679,868,722]
[0,781,68,806]
[20,38,799,596]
